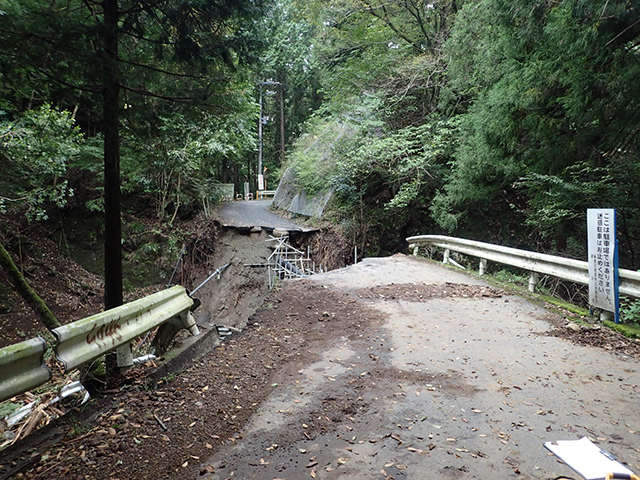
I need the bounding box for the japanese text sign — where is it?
[587,209,618,315]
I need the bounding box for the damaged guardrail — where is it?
[0,285,197,403]
[406,234,640,300]
[0,338,51,403]
[53,285,194,372]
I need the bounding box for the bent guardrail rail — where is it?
[0,285,197,402]
[406,235,640,301]
[0,338,51,403]
[53,285,194,372]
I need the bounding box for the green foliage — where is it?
[285,95,457,253]
[286,114,362,196]
[120,103,258,219]
[0,401,22,419]
[257,0,322,167]
[305,0,456,124]
[284,0,460,253]
[620,298,640,325]
[514,164,616,241]
[0,0,270,223]
[0,105,82,220]
[434,0,640,262]
[331,118,457,215]
[603,320,640,339]
[488,268,529,288]
[5,0,640,276]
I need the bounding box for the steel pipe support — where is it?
[479,259,488,276]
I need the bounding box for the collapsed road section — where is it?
[0,200,350,477]
[2,255,639,479]
[183,200,323,334]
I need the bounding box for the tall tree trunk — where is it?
[0,242,61,331]
[103,0,123,310]
[279,76,286,166]
[234,163,239,195]
[222,157,228,183]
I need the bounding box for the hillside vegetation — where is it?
[2,0,640,313]
[283,0,640,265]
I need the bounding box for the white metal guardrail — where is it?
[53,285,194,372]
[0,338,51,403]
[406,235,640,300]
[257,190,277,199]
[0,285,197,403]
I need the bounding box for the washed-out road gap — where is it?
[197,253,639,479]
[192,199,316,334]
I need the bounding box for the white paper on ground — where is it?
[544,437,635,480]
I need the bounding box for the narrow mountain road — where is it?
[199,255,640,479]
[5,255,638,480]
[215,200,315,232]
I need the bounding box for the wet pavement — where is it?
[199,255,640,479]
[216,200,316,232]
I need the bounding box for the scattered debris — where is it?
[355,282,503,302]
[133,354,157,365]
[1,380,89,451]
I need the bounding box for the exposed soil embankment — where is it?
[184,224,276,330]
[178,221,353,331]
[0,221,105,348]
[296,226,353,272]
[0,205,352,347]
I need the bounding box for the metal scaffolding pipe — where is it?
[191,263,231,295]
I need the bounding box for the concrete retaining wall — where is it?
[272,168,333,218]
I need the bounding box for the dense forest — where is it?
[282,0,640,267]
[2,0,640,304]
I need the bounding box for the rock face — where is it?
[272,168,333,218]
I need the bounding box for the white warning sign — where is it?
[587,209,617,312]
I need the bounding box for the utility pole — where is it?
[258,84,263,192]
[279,80,285,165]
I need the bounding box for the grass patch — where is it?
[534,293,590,317]
[603,321,640,339]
